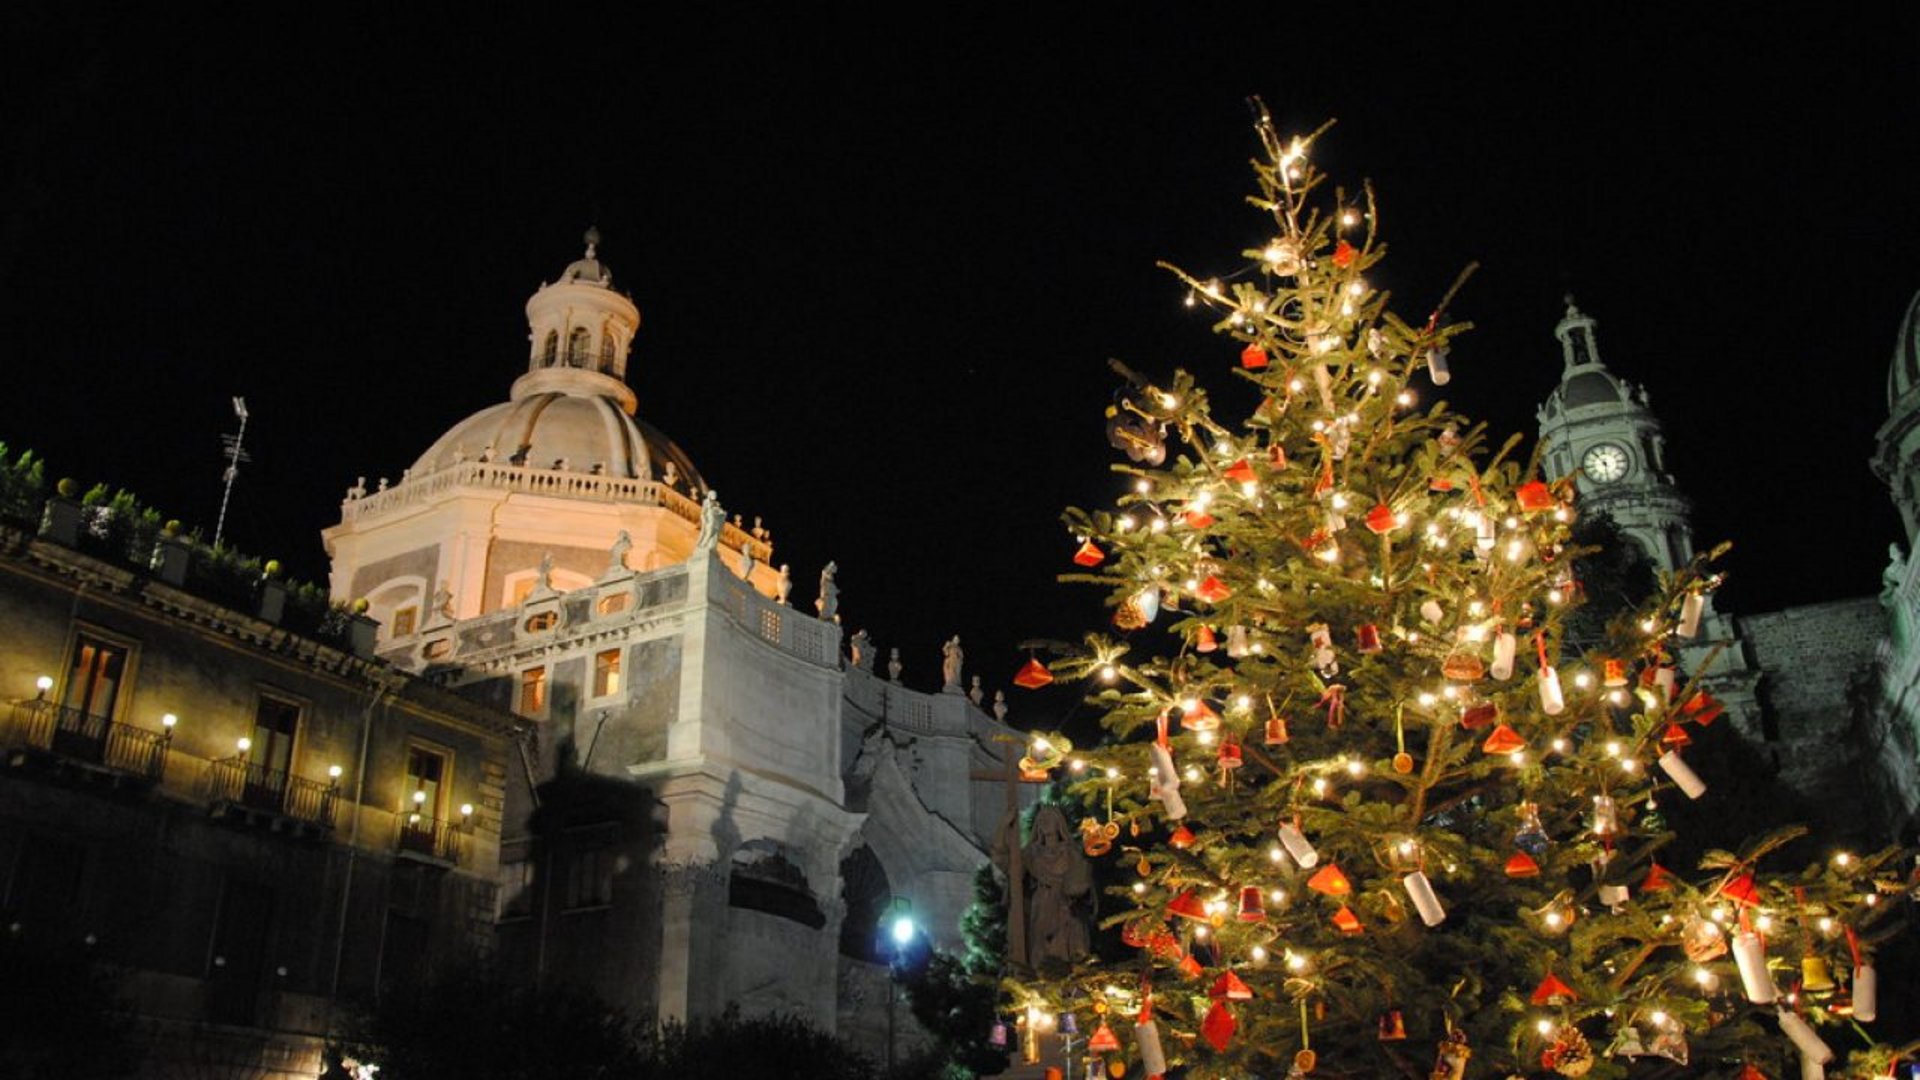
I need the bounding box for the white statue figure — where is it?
[849,629,873,671]
[775,564,793,606]
[888,647,902,682]
[432,581,454,619]
[345,476,366,500]
[400,468,412,484]
[376,477,390,492]
[738,543,757,584]
[816,561,839,622]
[608,531,633,575]
[536,552,555,593]
[752,516,766,540]
[993,689,1008,722]
[941,635,964,691]
[696,489,725,551]
[477,444,495,463]
[661,460,679,488]
[969,674,984,705]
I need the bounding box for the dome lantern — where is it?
[517,227,642,413]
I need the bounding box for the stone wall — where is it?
[1740,596,1886,829]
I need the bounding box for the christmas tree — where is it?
[1008,105,1912,1079]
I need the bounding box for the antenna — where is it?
[214,397,250,549]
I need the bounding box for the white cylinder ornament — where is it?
[1420,599,1445,625]
[1403,870,1446,926]
[1475,513,1497,552]
[1776,1007,1833,1064]
[1679,592,1704,638]
[1426,345,1452,386]
[1597,883,1630,909]
[1490,630,1517,680]
[1733,931,1778,1004]
[1653,664,1676,702]
[1853,964,1877,1022]
[1277,822,1319,869]
[1135,1019,1167,1077]
[1538,665,1565,715]
[1149,742,1186,821]
[1658,750,1708,799]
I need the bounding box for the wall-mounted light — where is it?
[328,764,344,781]
[411,790,427,805]
[236,737,252,754]
[161,713,178,730]
[34,675,53,698]
[459,803,474,818]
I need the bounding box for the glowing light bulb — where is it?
[1135,479,1152,494]
[1250,945,1268,963]
[1106,767,1121,780]
[1345,759,1365,777]
[1286,951,1307,972]
[1196,730,1215,747]
[1133,882,1146,894]
[1536,1019,1554,1035]
[1311,777,1328,797]
[1100,665,1117,682]
[1069,758,1086,773]
[1551,738,1569,753]
[1271,889,1286,904]
[1269,846,1284,863]
[1396,391,1413,406]
[1834,852,1853,867]
[1574,672,1593,689]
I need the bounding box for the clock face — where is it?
[1582,444,1630,483]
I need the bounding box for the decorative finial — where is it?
[583,226,601,259]
[1563,292,1581,317]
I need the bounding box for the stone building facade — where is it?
[0,511,515,1078]
[321,236,1017,1050]
[1537,295,1920,841]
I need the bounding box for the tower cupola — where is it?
[516,227,642,414]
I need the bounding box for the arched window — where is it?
[567,327,591,366]
[541,330,559,367]
[599,332,616,371]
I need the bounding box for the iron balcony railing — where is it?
[397,811,463,864]
[205,756,338,828]
[5,699,169,780]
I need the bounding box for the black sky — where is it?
[2,6,1915,699]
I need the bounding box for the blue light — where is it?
[890,915,916,947]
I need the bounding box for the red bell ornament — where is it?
[1515,480,1556,512]
[1196,575,1231,604]
[1603,658,1628,686]
[1210,969,1253,1000]
[1240,343,1269,370]
[1013,658,1054,689]
[1201,1000,1237,1051]
[1217,741,1243,771]
[1331,904,1364,934]
[1195,625,1219,652]
[1167,890,1207,921]
[1530,973,1578,1006]
[1505,852,1541,878]
[1307,863,1351,896]
[1087,1022,1120,1054]
[1237,885,1266,922]
[1223,457,1256,484]
[1481,723,1526,756]
[1263,715,1290,745]
[1072,539,1105,567]
[1355,622,1383,653]
[1365,502,1397,534]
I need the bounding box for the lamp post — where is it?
[884,901,916,1074]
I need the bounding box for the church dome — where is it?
[1558,370,1627,408]
[411,393,704,488]
[1887,289,1920,412]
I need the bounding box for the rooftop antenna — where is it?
[214,396,250,549]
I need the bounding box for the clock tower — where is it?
[1535,298,1695,575]
[1535,298,1761,733]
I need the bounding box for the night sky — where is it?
[3,7,1915,704]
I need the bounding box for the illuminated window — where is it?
[593,648,622,698]
[390,605,418,638]
[520,667,547,715]
[510,578,537,606]
[250,697,300,776]
[524,612,557,633]
[596,593,630,616]
[541,330,558,366]
[63,633,130,721]
[599,333,615,371]
[566,327,591,366]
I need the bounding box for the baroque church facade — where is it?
[322,237,1019,1045]
[1536,298,1918,840]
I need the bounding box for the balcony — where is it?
[205,757,338,835]
[396,811,464,866]
[4,699,169,782]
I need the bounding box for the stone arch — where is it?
[366,576,427,639]
[541,330,559,366]
[567,326,592,366]
[836,843,892,961]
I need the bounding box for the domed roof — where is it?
[1888,289,1920,412]
[1560,370,1626,408]
[412,392,704,489]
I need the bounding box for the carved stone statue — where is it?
[478,444,495,463]
[888,647,902,682]
[968,674,983,705]
[607,530,633,575]
[738,543,757,584]
[433,581,454,619]
[661,460,679,488]
[941,635,964,691]
[993,804,1093,970]
[346,476,366,500]
[993,689,1008,721]
[775,564,793,606]
[849,629,873,671]
[696,489,725,551]
[816,561,839,622]
[536,552,555,593]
